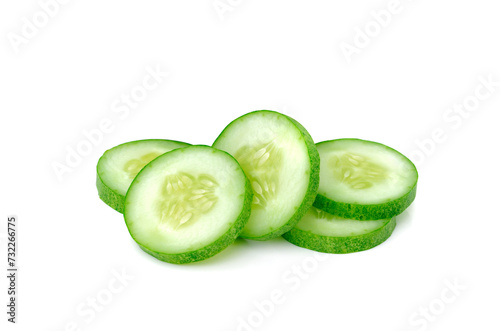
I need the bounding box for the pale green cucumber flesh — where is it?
[96,139,190,213]
[213,110,319,240]
[124,145,253,264]
[283,206,396,254]
[313,139,418,220]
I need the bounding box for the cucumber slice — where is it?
[213,110,319,240]
[283,206,396,253]
[124,145,253,264]
[314,139,418,220]
[97,139,189,213]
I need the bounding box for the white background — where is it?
[1,0,500,330]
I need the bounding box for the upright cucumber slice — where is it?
[97,139,189,213]
[213,110,319,240]
[124,145,253,264]
[314,139,418,220]
[283,206,396,253]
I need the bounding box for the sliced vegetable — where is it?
[213,110,319,240]
[283,206,396,253]
[124,145,253,264]
[314,139,417,220]
[97,139,189,213]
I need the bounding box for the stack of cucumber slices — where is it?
[97,110,418,264]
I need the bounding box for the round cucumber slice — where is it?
[314,139,418,220]
[283,206,396,254]
[124,145,253,264]
[96,139,190,213]
[213,110,320,240]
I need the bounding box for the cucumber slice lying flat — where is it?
[314,139,417,220]
[213,110,319,240]
[283,206,396,254]
[124,145,253,264]
[97,139,189,213]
